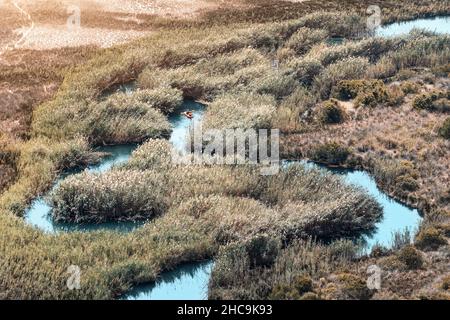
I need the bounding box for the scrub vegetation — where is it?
[0,0,449,300]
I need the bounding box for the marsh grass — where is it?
[1,1,449,299]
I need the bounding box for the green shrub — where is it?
[397,245,424,270]
[413,91,449,112]
[439,117,450,139]
[269,284,302,300]
[337,273,373,300]
[309,142,351,165]
[400,81,420,94]
[293,275,314,295]
[415,227,447,251]
[130,87,183,114]
[318,99,347,124]
[268,275,313,300]
[50,170,169,223]
[245,235,280,269]
[285,27,328,56]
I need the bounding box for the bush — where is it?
[442,276,450,291]
[273,87,317,132]
[397,245,424,270]
[337,273,373,300]
[50,170,169,223]
[439,117,450,139]
[400,81,420,94]
[373,159,419,196]
[130,87,183,114]
[333,79,392,108]
[245,235,280,269]
[318,99,347,124]
[415,227,447,251]
[309,142,351,165]
[413,91,449,112]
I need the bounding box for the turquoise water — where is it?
[124,261,213,300]
[315,166,421,249]
[169,100,205,153]
[376,16,450,37]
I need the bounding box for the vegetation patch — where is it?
[317,99,347,124]
[414,227,447,251]
[50,170,169,223]
[413,91,450,112]
[309,142,351,165]
[438,117,450,139]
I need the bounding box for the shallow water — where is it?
[124,261,213,300]
[376,16,450,37]
[311,165,421,249]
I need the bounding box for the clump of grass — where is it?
[397,245,424,270]
[400,81,420,94]
[120,139,173,171]
[333,79,402,108]
[128,87,183,114]
[439,117,450,139]
[413,91,449,112]
[269,275,313,299]
[414,227,447,251]
[49,170,169,223]
[286,57,323,86]
[313,57,369,99]
[336,273,373,300]
[209,238,360,300]
[284,27,328,56]
[203,92,276,130]
[273,86,317,132]
[317,99,347,124]
[309,142,351,165]
[372,159,419,197]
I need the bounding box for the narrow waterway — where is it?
[376,16,450,37]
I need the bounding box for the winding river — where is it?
[24,16,450,300]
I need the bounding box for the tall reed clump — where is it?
[209,237,360,300]
[313,57,369,99]
[84,94,172,144]
[128,87,183,114]
[119,139,173,171]
[283,27,328,57]
[203,92,276,130]
[49,170,169,223]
